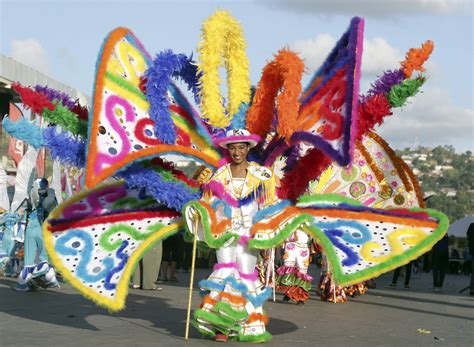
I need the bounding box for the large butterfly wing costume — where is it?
[2,12,447,311]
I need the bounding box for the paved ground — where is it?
[0,267,472,346]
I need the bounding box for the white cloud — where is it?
[377,87,474,152]
[292,34,336,72]
[260,0,472,18]
[11,39,50,74]
[291,35,402,76]
[361,37,401,75]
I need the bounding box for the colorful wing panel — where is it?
[44,181,182,311]
[294,17,364,166]
[86,27,220,188]
[249,194,448,287]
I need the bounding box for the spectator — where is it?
[432,234,449,292]
[449,247,461,274]
[159,233,180,282]
[131,241,162,290]
[467,223,474,296]
[389,261,414,289]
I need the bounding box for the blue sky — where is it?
[1,0,472,151]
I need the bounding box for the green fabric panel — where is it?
[276,273,312,291]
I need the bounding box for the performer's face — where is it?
[227,142,250,164]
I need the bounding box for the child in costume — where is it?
[184,129,275,343]
[276,229,314,305]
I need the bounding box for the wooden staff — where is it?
[185,217,199,340]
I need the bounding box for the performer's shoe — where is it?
[214,332,228,342]
[46,277,60,289]
[282,295,290,302]
[388,283,396,288]
[297,300,305,306]
[404,285,410,289]
[12,283,34,292]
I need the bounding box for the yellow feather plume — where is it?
[197,10,251,128]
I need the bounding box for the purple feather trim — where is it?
[43,126,86,167]
[348,17,364,165]
[282,145,300,171]
[309,202,434,223]
[34,85,77,110]
[366,69,405,97]
[291,131,346,165]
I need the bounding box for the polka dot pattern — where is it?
[52,215,179,299]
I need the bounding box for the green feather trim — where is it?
[248,214,313,250]
[182,201,239,249]
[297,193,363,207]
[105,71,147,102]
[387,77,425,108]
[276,273,312,291]
[192,322,216,338]
[237,331,272,343]
[214,301,248,322]
[194,309,242,332]
[42,102,88,136]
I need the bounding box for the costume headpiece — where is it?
[215,129,261,149]
[196,10,263,151]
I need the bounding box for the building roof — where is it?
[0,53,90,105]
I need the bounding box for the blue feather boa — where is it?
[2,116,43,149]
[145,50,200,144]
[119,164,200,211]
[43,126,86,168]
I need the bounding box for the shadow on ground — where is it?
[0,277,297,340]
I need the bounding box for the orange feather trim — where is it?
[400,40,434,78]
[202,202,232,236]
[201,295,217,308]
[247,49,304,141]
[246,313,269,324]
[220,292,247,306]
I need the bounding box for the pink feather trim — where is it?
[203,181,239,207]
[276,266,314,282]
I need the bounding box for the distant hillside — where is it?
[395,145,473,223]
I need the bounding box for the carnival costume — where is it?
[3,10,448,343]
[183,130,276,341]
[0,151,34,278]
[15,178,60,291]
[276,229,314,304]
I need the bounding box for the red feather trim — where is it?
[71,103,89,121]
[279,147,332,201]
[12,82,55,114]
[247,49,304,141]
[149,157,200,188]
[355,93,392,141]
